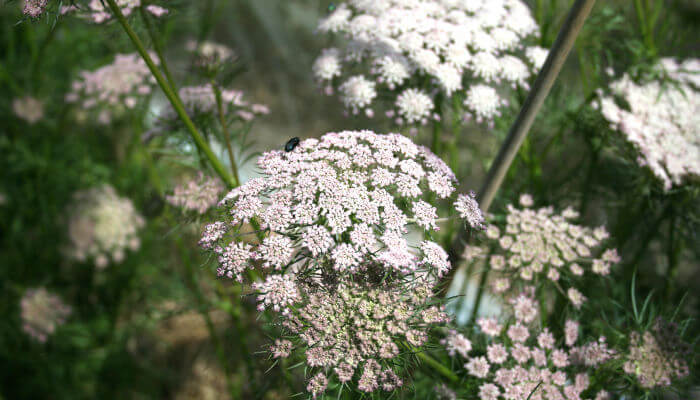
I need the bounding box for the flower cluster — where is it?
[201,130,484,395]
[61,1,168,24]
[171,85,270,122]
[282,279,449,397]
[464,195,619,308]
[66,185,144,268]
[596,58,700,190]
[22,0,48,18]
[12,96,44,124]
[444,292,610,400]
[166,173,225,214]
[622,318,690,389]
[20,288,72,343]
[186,40,236,70]
[65,53,156,124]
[313,0,546,125]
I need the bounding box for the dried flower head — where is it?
[313,0,545,125]
[201,130,483,395]
[65,53,156,124]
[167,173,225,214]
[596,58,700,190]
[66,185,144,268]
[186,40,236,70]
[12,96,44,124]
[20,288,72,343]
[464,197,619,308]
[623,318,690,389]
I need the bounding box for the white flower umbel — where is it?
[201,130,485,396]
[66,185,144,268]
[313,0,546,125]
[597,58,700,190]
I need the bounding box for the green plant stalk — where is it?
[468,266,490,323]
[445,0,596,314]
[105,0,235,188]
[139,7,177,91]
[407,343,459,383]
[664,208,681,300]
[212,83,241,187]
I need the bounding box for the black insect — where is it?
[285,137,300,152]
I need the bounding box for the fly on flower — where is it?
[284,137,300,152]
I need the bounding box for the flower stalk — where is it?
[105,0,235,188]
[446,0,597,319]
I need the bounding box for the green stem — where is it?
[212,82,241,187]
[664,208,680,300]
[105,0,235,188]
[468,265,490,324]
[406,343,458,383]
[139,7,177,91]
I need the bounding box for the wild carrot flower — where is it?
[66,185,144,268]
[22,0,48,18]
[65,53,156,124]
[62,1,168,23]
[313,0,545,125]
[596,58,700,190]
[463,196,619,308]
[20,288,72,343]
[201,130,483,396]
[12,96,44,124]
[622,318,690,389]
[166,173,224,214]
[162,85,269,123]
[447,292,609,400]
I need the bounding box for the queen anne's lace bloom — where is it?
[66,185,144,268]
[20,288,72,343]
[22,0,48,18]
[313,0,545,124]
[596,58,700,190]
[464,196,618,308]
[65,53,156,124]
[12,96,44,124]
[622,318,690,389]
[168,85,269,122]
[61,1,167,23]
[448,292,609,400]
[167,173,224,214]
[201,130,483,396]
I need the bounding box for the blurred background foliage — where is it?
[0,0,698,398]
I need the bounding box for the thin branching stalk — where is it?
[139,7,177,91]
[212,82,241,187]
[445,0,597,320]
[104,0,235,188]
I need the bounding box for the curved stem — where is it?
[105,0,235,188]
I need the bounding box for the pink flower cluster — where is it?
[66,185,144,268]
[444,292,610,400]
[20,288,72,343]
[166,173,224,214]
[200,130,483,395]
[65,53,156,124]
[464,194,619,308]
[313,0,547,125]
[22,0,48,18]
[61,1,168,24]
[596,58,700,190]
[171,85,270,122]
[622,318,690,389]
